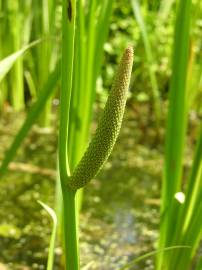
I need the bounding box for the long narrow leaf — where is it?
[38,201,57,270]
[0,40,40,82]
[131,0,161,122]
[158,0,192,268]
[0,62,60,176]
[119,246,190,270]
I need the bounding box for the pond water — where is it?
[0,105,162,270]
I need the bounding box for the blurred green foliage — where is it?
[102,0,202,112]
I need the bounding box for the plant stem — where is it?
[59,0,79,269]
[62,187,79,270]
[7,0,24,111]
[158,0,191,268]
[131,0,161,125]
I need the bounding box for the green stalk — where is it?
[177,201,202,269]
[94,1,113,80]
[58,0,78,269]
[21,0,33,45]
[38,0,52,126]
[0,0,8,109]
[161,0,191,214]
[7,0,24,111]
[158,0,191,268]
[131,0,161,124]
[78,0,97,151]
[61,188,79,270]
[31,0,57,126]
[168,125,202,269]
[182,125,202,232]
[68,0,86,169]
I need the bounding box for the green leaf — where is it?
[131,0,161,122]
[119,246,190,270]
[0,62,60,176]
[38,201,57,270]
[0,39,40,82]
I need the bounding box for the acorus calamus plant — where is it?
[59,46,133,269]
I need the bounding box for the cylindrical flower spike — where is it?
[68,46,134,190]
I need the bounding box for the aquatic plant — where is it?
[157,0,202,269]
[1,1,202,269]
[59,37,133,269]
[57,1,134,269]
[59,4,133,270]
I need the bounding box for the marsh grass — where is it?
[0,0,58,123]
[0,6,114,269]
[131,0,161,125]
[158,0,202,269]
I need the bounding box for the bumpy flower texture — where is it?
[69,46,134,190]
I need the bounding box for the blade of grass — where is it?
[24,70,37,99]
[131,0,161,124]
[161,0,191,214]
[0,1,8,108]
[68,0,86,169]
[119,246,190,270]
[38,201,57,270]
[21,0,33,45]
[0,40,40,82]
[38,0,52,126]
[0,62,60,176]
[31,0,58,126]
[78,0,97,151]
[169,124,202,268]
[182,125,202,233]
[7,0,24,110]
[158,0,191,268]
[94,1,113,80]
[171,196,202,269]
